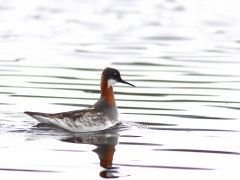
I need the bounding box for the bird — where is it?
[24,67,135,132]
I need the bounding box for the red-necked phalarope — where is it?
[24,67,135,132]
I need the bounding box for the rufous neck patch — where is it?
[101,76,115,105]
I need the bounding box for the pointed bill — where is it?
[120,79,135,87]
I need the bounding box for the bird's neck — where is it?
[101,76,115,105]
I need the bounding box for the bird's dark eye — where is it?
[113,73,117,76]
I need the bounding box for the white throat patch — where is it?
[107,79,117,88]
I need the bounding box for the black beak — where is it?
[120,79,135,87]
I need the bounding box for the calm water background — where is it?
[1,0,240,179]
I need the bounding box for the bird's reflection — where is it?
[61,128,124,178]
[93,144,116,169]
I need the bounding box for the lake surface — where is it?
[1,0,240,179]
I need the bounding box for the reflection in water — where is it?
[94,145,116,169]
[62,130,128,178]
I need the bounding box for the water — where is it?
[1,0,240,179]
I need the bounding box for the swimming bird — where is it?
[24,67,135,132]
